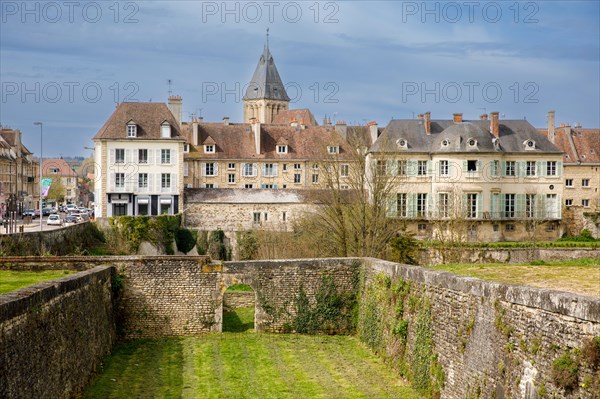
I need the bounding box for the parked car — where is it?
[65,204,77,213]
[22,209,37,218]
[33,210,41,218]
[47,214,63,226]
[49,207,58,214]
[64,215,79,225]
[42,207,52,216]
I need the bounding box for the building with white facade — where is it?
[93,102,185,218]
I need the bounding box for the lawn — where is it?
[0,270,74,294]
[431,258,600,298]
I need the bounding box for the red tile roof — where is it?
[42,158,77,176]
[271,109,318,126]
[539,127,600,163]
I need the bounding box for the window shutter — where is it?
[132,149,138,164]
[407,160,416,177]
[407,193,416,217]
[273,184,278,189]
[435,161,441,176]
[557,161,563,176]
[489,160,496,176]
[109,149,115,164]
[124,149,131,164]
[477,194,483,219]
[387,160,397,176]
[500,160,506,177]
[273,164,278,176]
[109,173,115,191]
[477,160,483,172]
[463,160,468,174]
[386,194,396,217]
[519,161,526,177]
[537,161,544,177]
[172,173,177,193]
[557,194,562,219]
[516,194,525,218]
[214,163,218,176]
[201,163,206,177]
[147,173,153,193]
[156,149,162,165]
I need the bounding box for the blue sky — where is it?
[1,0,599,157]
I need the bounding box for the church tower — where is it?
[243,34,290,124]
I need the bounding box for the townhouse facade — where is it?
[42,158,79,206]
[369,112,564,241]
[93,102,185,218]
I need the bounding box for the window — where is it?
[376,160,387,175]
[582,199,590,207]
[161,173,171,190]
[491,160,500,176]
[282,211,287,222]
[205,184,214,188]
[467,160,477,172]
[184,163,189,177]
[546,161,557,176]
[183,143,189,153]
[264,213,268,221]
[505,161,516,176]
[50,167,59,174]
[341,164,349,177]
[277,145,288,154]
[493,224,499,232]
[160,203,171,215]
[417,161,427,176]
[467,138,477,147]
[66,189,71,196]
[565,179,573,187]
[282,164,288,172]
[340,184,349,189]
[204,163,216,176]
[417,193,427,217]
[228,174,236,184]
[127,124,137,137]
[138,149,148,164]
[505,224,515,231]
[565,199,573,207]
[263,163,277,177]
[438,193,449,218]
[262,184,275,189]
[244,184,254,189]
[253,212,261,224]
[327,146,339,154]
[115,149,125,164]
[467,193,478,219]
[115,173,125,188]
[398,160,407,176]
[161,123,171,138]
[138,173,148,189]
[418,223,427,232]
[161,149,171,164]
[441,139,450,148]
[440,160,449,176]
[397,193,407,217]
[526,161,536,176]
[138,202,148,216]
[242,163,257,177]
[228,163,236,170]
[525,194,536,218]
[282,184,288,189]
[294,174,301,183]
[505,194,515,218]
[312,174,319,184]
[294,163,301,170]
[582,179,590,187]
[204,145,215,153]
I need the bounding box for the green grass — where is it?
[0,270,74,294]
[223,307,255,333]
[84,334,423,399]
[226,283,254,292]
[431,258,600,298]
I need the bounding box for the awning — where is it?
[160,198,172,205]
[137,198,149,204]
[111,199,128,204]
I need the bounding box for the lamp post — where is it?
[33,122,43,231]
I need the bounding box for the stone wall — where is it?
[418,247,600,266]
[0,266,116,399]
[360,258,600,399]
[223,291,255,311]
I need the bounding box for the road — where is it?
[1,215,79,235]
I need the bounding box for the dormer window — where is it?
[441,139,450,148]
[183,143,190,153]
[327,146,339,154]
[396,138,408,149]
[160,122,171,138]
[524,140,536,150]
[277,145,288,154]
[467,138,478,148]
[204,145,215,153]
[127,123,137,137]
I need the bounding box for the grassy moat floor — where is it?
[84,307,423,399]
[0,270,73,294]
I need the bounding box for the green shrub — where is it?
[174,228,197,253]
[551,352,579,391]
[581,336,600,369]
[393,319,409,345]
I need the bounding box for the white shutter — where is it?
[125,149,131,165]
[132,149,138,164]
[201,163,206,177]
[214,163,219,176]
[156,149,162,165]
[148,149,154,165]
[184,163,189,177]
[273,164,278,176]
[148,173,154,193]
[172,173,178,193]
[109,173,115,192]
[109,149,115,164]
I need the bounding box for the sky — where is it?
[1,0,599,158]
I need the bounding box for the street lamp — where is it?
[33,122,43,231]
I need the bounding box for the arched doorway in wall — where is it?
[222,284,256,332]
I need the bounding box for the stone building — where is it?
[0,127,38,216]
[93,102,186,218]
[369,112,564,241]
[42,158,79,206]
[540,111,600,237]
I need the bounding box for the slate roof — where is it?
[371,119,562,154]
[271,109,318,126]
[243,46,290,102]
[539,127,600,163]
[93,102,183,140]
[184,123,372,161]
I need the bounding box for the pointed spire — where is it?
[244,40,290,102]
[266,28,269,49]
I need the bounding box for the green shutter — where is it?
[407,193,416,217]
[387,160,398,176]
[490,160,496,177]
[463,160,468,174]
[516,194,525,218]
[477,194,483,219]
[500,160,506,177]
[557,161,563,177]
[386,194,396,217]
[408,160,417,176]
[537,161,544,177]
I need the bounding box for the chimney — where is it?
[168,95,183,126]
[192,117,199,146]
[418,114,424,121]
[251,118,261,154]
[453,113,463,123]
[547,110,556,144]
[335,121,348,140]
[223,117,230,126]
[424,112,431,135]
[490,112,500,138]
[480,114,488,120]
[368,121,378,143]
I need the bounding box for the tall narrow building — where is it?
[243,44,290,124]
